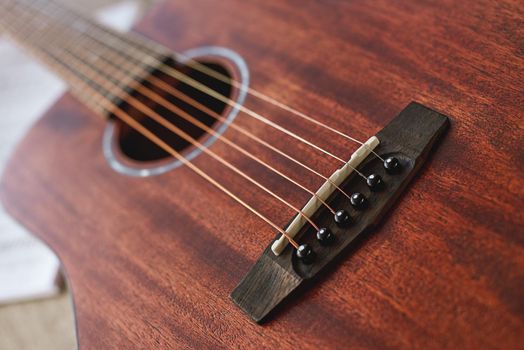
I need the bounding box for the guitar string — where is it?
[38,0,355,201]
[59,51,324,232]
[23,2,338,215]
[0,13,303,249]
[2,1,381,247]
[32,0,369,180]
[22,0,360,201]
[45,9,343,215]
[30,0,360,199]
[17,4,335,230]
[48,0,385,163]
[142,76,354,201]
[5,6,326,233]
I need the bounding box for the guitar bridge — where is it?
[230,102,450,323]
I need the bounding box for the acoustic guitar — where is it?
[1,0,522,348]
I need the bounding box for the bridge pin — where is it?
[316,227,334,245]
[296,244,315,264]
[384,156,401,174]
[367,173,384,191]
[334,209,352,227]
[350,192,368,210]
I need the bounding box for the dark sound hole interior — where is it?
[114,57,233,162]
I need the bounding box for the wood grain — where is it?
[231,103,450,323]
[1,0,524,348]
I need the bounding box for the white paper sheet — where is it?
[0,0,144,305]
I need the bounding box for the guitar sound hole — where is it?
[114,57,234,162]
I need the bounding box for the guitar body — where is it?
[1,0,523,348]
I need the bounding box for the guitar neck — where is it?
[0,0,168,115]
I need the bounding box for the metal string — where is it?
[49,0,385,163]
[1,9,303,249]
[37,0,355,201]
[0,0,384,248]
[32,0,370,180]
[59,48,324,232]
[24,1,339,215]
[29,0,368,191]
[12,1,338,220]
[4,4,327,235]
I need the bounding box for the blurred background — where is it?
[0,1,154,348]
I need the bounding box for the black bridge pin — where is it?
[350,192,368,210]
[316,227,334,245]
[366,173,384,191]
[334,209,352,227]
[296,244,315,264]
[384,156,401,174]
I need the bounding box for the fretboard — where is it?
[0,0,170,115]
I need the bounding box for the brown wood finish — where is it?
[1,0,523,348]
[232,103,450,322]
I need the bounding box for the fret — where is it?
[1,1,106,113]
[0,0,168,116]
